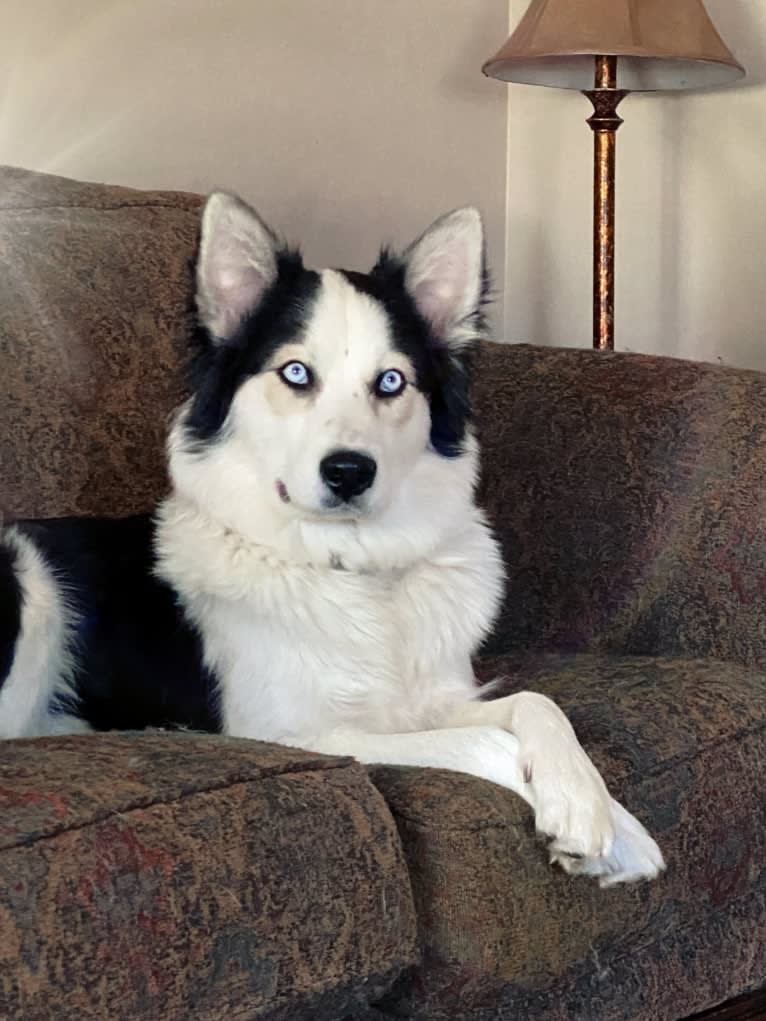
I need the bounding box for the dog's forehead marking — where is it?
[302,269,395,370]
[253,268,416,423]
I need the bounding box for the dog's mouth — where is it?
[275,478,370,518]
[319,492,369,517]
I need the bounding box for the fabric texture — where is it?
[3,164,766,1020]
[473,342,766,670]
[0,165,202,521]
[370,654,766,1019]
[0,731,418,1021]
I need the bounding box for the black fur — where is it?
[184,250,321,447]
[184,239,487,458]
[0,540,21,681]
[10,516,220,732]
[0,215,488,733]
[341,250,488,458]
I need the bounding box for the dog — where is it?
[0,192,664,886]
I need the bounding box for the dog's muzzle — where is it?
[320,450,377,503]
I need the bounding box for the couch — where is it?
[1,165,764,1020]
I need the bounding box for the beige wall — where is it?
[3,2,765,366]
[0,0,509,333]
[505,0,766,368]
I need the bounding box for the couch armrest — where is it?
[0,732,417,1020]
[473,342,766,667]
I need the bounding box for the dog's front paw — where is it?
[507,691,615,860]
[550,795,666,886]
[522,740,615,861]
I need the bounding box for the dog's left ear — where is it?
[402,207,487,350]
[196,192,279,343]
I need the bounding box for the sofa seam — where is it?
[620,716,766,785]
[0,756,361,851]
[0,200,202,214]
[376,717,766,832]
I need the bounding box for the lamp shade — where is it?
[483,0,745,91]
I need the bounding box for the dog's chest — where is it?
[191,556,483,741]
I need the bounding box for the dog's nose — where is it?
[320,450,377,501]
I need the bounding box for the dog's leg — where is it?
[296,724,531,798]
[439,693,664,884]
[300,701,612,859]
[441,692,615,859]
[296,690,664,885]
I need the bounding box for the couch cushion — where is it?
[0,731,417,1021]
[0,165,202,520]
[370,654,766,1020]
[473,342,766,669]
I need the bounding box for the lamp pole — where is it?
[583,56,628,351]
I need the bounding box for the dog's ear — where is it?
[196,192,279,343]
[402,207,487,350]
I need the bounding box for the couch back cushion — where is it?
[474,342,766,667]
[4,167,766,667]
[0,165,202,519]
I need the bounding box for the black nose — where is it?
[320,450,377,501]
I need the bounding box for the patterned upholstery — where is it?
[473,342,766,669]
[0,733,417,1020]
[373,655,766,1019]
[2,165,765,1019]
[0,165,201,520]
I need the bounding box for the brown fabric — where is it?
[0,165,202,520]
[370,654,766,1020]
[380,893,766,1021]
[473,342,766,669]
[0,164,203,213]
[5,164,766,676]
[6,162,766,686]
[4,165,766,1019]
[0,732,418,1021]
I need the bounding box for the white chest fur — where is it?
[154,497,504,741]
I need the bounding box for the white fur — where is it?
[0,529,84,738]
[403,206,485,350]
[4,195,665,886]
[150,195,665,884]
[196,191,279,341]
[154,487,664,883]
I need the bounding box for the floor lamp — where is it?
[483,0,744,351]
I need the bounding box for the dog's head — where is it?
[171,192,488,552]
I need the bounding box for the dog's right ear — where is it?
[196,192,279,343]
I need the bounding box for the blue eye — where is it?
[279,360,312,389]
[375,369,406,398]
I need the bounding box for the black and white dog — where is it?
[0,193,664,885]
